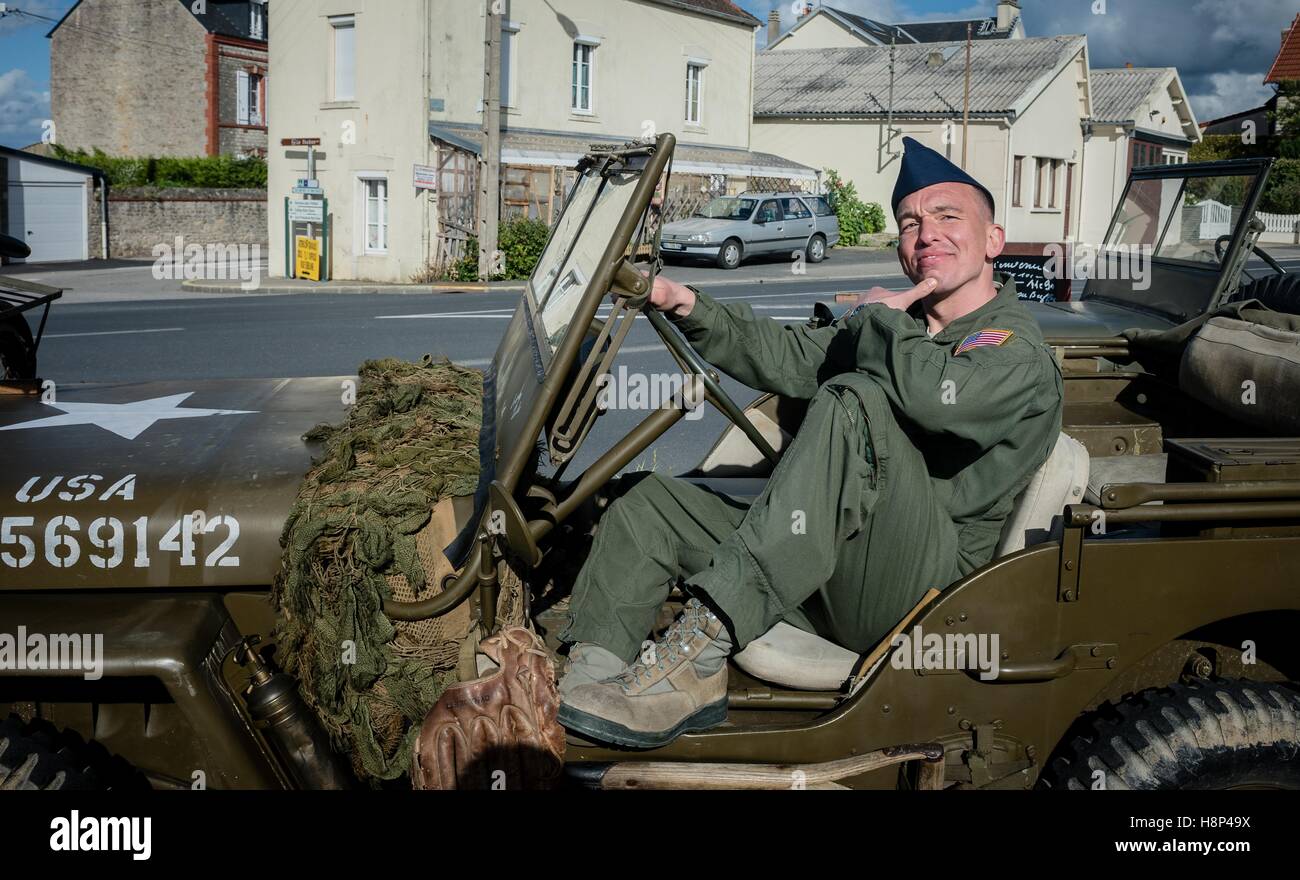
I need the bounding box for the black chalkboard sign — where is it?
[994,255,1067,303]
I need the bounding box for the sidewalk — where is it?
[179,246,905,294]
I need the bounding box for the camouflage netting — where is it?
[272,356,524,783]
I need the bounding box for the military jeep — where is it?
[1,135,1298,791]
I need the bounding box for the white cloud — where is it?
[1187,72,1275,123]
[0,69,52,145]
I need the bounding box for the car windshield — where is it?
[1106,171,1259,265]
[698,197,757,220]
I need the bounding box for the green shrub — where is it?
[50,146,267,188]
[498,217,550,279]
[825,169,886,245]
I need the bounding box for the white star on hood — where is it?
[0,393,257,441]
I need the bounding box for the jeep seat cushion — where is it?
[732,621,860,691]
[1180,317,1300,434]
[996,432,1090,556]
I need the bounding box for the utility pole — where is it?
[885,36,896,168]
[478,2,503,280]
[962,22,972,169]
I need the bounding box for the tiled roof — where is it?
[755,35,1085,118]
[1088,68,1170,123]
[643,0,761,27]
[1266,13,1300,83]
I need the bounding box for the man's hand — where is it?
[854,278,938,312]
[644,274,697,319]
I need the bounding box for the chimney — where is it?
[768,10,781,46]
[996,0,1020,31]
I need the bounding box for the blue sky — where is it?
[0,1,1291,149]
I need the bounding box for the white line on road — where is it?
[43,327,186,340]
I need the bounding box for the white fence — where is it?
[1199,199,1300,244]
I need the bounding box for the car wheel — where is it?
[1039,678,1300,790]
[807,235,827,264]
[0,714,152,790]
[716,240,743,270]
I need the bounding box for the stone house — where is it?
[48,0,269,158]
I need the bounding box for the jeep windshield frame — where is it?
[442,136,674,572]
[1081,157,1273,323]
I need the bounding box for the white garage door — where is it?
[7,182,87,263]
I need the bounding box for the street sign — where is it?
[288,200,324,223]
[281,138,322,146]
[413,164,438,192]
[296,178,320,189]
[293,186,325,196]
[295,236,321,282]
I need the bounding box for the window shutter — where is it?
[237,70,250,125]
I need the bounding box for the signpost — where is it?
[281,138,329,282]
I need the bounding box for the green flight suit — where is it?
[560,276,1064,663]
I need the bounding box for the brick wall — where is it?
[50,0,209,157]
[92,187,267,258]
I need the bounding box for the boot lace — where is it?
[618,599,715,686]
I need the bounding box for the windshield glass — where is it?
[528,165,644,352]
[698,197,757,220]
[1106,172,1259,264]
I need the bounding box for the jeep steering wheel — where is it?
[643,307,781,465]
[1215,234,1287,277]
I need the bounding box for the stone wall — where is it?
[93,187,267,258]
[50,0,209,157]
[217,46,270,157]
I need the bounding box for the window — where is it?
[362,177,388,253]
[755,201,780,223]
[685,63,704,125]
[1012,155,1024,207]
[572,42,594,113]
[332,15,356,101]
[807,195,834,216]
[783,198,812,221]
[1034,157,1047,208]
[237,70,264,126]
[250,1,266,40]
[1049,159,1060,208]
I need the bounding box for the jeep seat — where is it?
[732,432,1090,690]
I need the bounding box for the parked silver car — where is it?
[660,192,841,270]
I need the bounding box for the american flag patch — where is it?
[954,329,1015,356]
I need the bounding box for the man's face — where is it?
[896,182,1004,294]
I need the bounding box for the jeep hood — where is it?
[0,377,349,590]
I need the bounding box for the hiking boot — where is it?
[558,598,732,748]
[557,642,628,698]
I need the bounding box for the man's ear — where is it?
[985,223,1006,261]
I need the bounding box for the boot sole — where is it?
[558,697,729,749]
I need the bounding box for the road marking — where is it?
[376,311,514,320]
[43,327,186,340]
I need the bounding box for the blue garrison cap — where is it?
[891,137,995,217]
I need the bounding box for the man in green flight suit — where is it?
[557,137,1065,748]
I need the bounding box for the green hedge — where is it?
[1189,134,1300,214]
[825,169,886,245]
[50,146,267,189]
